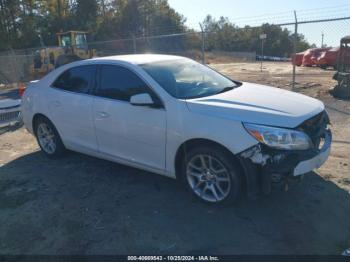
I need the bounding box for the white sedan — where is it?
[0,98,22,129]
[21,54,332,205]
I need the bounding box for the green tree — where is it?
[73,0,98,31]
[0,0,21,49]
[201,15,311,57]
[0,0,312,55]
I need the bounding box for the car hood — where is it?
[185,82,324,128]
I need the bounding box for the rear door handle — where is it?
[97,111,110,118]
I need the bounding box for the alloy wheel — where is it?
[186,154,231,202]
[37,122,57,154]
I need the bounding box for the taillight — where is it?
[19,83,26,97]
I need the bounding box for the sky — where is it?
[167,0,350,47]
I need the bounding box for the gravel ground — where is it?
[0,62,349,255]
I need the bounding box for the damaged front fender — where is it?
[238,110,331,198]
[239,144,286,167]
[239,144,295,196]
[238,128,332,197]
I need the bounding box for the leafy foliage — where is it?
[0,0,186,50]
[202,15,311,57]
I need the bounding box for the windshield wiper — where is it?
[216,86,235,94]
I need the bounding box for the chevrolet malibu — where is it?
[21,54,332,205]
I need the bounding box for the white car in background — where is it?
[21,54,332,205]
[0,98,22,129]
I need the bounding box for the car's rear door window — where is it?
[52,65,96,94]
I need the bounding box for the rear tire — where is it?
[34,117,65,158]
[55,54,81,68]
[180,146,242,206]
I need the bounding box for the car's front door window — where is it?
[96,65,153,102]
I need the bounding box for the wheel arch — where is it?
[174,138,247,191]
[32,113,66,157]
[32,113,50,131]
[32,114,63,142]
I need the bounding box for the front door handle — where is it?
[97,111,109,118]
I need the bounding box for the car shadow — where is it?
[0,151,349,255]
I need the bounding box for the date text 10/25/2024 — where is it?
[127,256,220,261]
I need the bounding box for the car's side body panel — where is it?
[163,99,258,177]
[46,87,97,153]
[93,95,167,172]
[21,80,47,134]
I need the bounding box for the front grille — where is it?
[0,110,20,123]
[298,110,330,149]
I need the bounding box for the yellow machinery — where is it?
[32,31,96,77]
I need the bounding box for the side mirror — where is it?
[130,93,154,106]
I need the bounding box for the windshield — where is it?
[61,35,71,46]
[141,59,238,99]
[75,33,88,47]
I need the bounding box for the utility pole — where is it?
[199,23,205,64]
[132,34,137,54]
[261,38,264,72]
[321,31,324,48]
[292,10,298,90]
[259,33,267,72]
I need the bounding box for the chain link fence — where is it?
[0,14,349,92]
[0,49,35,85]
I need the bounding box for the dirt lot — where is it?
[0,62,350,255]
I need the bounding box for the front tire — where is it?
[34,117,65,158]
[181,146,242,205]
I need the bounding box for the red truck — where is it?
[291,52,305,66]
[317,47,350,70]
[302,48,330,67]
[316,47,340,69]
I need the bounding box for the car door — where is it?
[47,65,98,153]
[92,64,167,171]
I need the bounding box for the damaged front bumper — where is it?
[293,130,331,176]
[238,129,332,198]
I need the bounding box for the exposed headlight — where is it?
[243,123,313,150]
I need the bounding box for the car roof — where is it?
[90,54,185,65]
